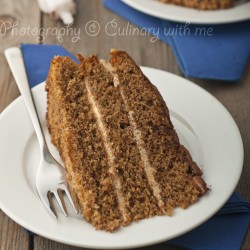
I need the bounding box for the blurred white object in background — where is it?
[37,0,76,25]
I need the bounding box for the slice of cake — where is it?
[158,0,234,10]
[46,50,208,231]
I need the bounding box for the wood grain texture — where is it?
[41,0,99,56]
[34,236,82,250]
[33,236,182,250]
[0,0,40,249]
[0,0,40,112]
[0,0,249,249]
[0,210,29,250]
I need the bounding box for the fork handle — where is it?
[5,47,46,150]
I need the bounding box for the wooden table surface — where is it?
[0,0,249,249]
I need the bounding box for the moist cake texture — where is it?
[46,50,208,231]
[158,0,234,10]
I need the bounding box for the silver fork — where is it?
[5,47,77,218]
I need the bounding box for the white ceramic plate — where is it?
[122,0,250,24]
[0,67,243,249]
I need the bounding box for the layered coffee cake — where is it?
[159,0,234,10]
[46,49,208,231]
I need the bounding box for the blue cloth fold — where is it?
[20,43,250,250]
[103,0,250,81]
[20,44,77,88]
[168,192,250,250]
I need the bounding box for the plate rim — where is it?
[121,0,250,24]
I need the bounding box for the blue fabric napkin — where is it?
[20,43,250,250]
[168,193,250,250]
[20,43,77,88]
[103,0,250,81]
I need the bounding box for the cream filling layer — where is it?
[85,77,128,222]
[127,111,165,210]
[100,59,120,87]
[100,60,166,213]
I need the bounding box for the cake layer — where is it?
[109,50,207,214]
[159,0,233,10]
[46,57,122,231]
[81,56,161,224]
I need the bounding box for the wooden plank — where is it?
[41,0,99,55]
[34,236,82,250]
[0,210,30,250]
[0,0,40,111]
[34,235,181,250]
[0,0,40,249]
[0,58,19,112]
